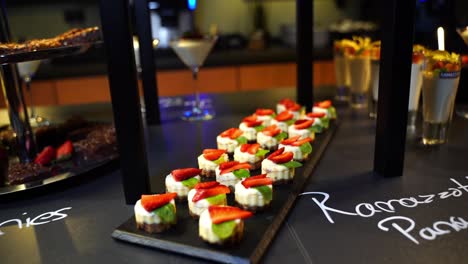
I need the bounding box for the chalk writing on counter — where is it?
[0,207,72,236]
[300,176,468,245]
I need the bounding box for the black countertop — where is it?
[34,45,332,80]
[0,88,467,264]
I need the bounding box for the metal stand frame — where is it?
[99,0,150,203]
[296,0,314,109]
[134,0,161,125]
[374,0,416,177]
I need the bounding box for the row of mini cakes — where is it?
[134,193,253,245]
[277,98,337,121]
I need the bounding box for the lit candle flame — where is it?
[437,27,445,51]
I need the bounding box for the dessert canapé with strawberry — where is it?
[198,149,228,178]
[216,128,247,155]
[304,111,328,132]
[165,168,201,200]
[312,100,337,120]
[215,161,251,189]
[276,98,304,119]
[134,192,177,233]
[254,108,276,126]
[199,205,253,245]
[270,110,296,133]
[261,147,302,184]
[278,136,313,162]
[256,124,288,151]
[187,181,230,218]
[233,143,269,170]
[238,115,264,143]
[288,119,316,140]
[235,174,273,212]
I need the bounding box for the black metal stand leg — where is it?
[296,0,313,109]
[134,0,161,125]
[374,0,416,177]
[99,0,150,204]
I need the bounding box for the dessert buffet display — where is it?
[0,27,101,64]
[0,26,115,198]
[0,118,118,196]
[112,99,339,264]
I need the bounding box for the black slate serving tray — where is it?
[112,122,338,264]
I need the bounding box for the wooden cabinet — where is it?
[239,61,335,91]
[158,67,238,96]
[0,61,335,107]
[54,76,111,105]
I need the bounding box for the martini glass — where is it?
[455,26,468,119]
[17,60,49,126]
[170,35,217,121]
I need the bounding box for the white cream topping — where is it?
[257,115,273,126]
[270,119,290,133]
[276,104,286,114]
[288,126,314,140]
[278,144,306,161]
[187,189,227,216]
[134,199,176,224]
[215,166,243,188]
[235,181,272,207]
[257,132,278,149]
[199,209,241,243]
[312,107,331,118]
[216,135,238,153]
[198,154,228,171]
[165,174,201,197]
[233,147,261,164]
[239,122,258,141]
[261,159,294,181]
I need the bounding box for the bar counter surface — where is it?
[0,88,467,264]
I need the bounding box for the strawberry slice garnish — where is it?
[242,174,273,188]
[141,193,177,212]
[275,111,294,121]
[287,103,301,111]
[208,205,253,224]
[171,168,202,181]
[412,53,424,64]
[203,149,226,161]
[247,143,260,154]
[35,146,56,166]
[229,129,243,139]
[56,140,74,162]
[269,152,294,164]
[268,147,284,159]
[279,98,295,105]
[307,112,326,118]
[220,162,251,175]
[255,108,274,116]
[192,185,230,202]
[242,115,263,127]
[281,136,301,145]
[294,119,314,129]
[262,125,281,137]
[315,100,332,108]
[291,137,313,146]
[219,161,239,170]
[195,181,220,189]
[220,128,243,139]
[240,144,251,152]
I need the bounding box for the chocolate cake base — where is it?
[200,169,216,179]
[200,221,244,247]
[136,221,175,233]
[249,160,262,170]
[235,201,271,213]
[272,178,294,185]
